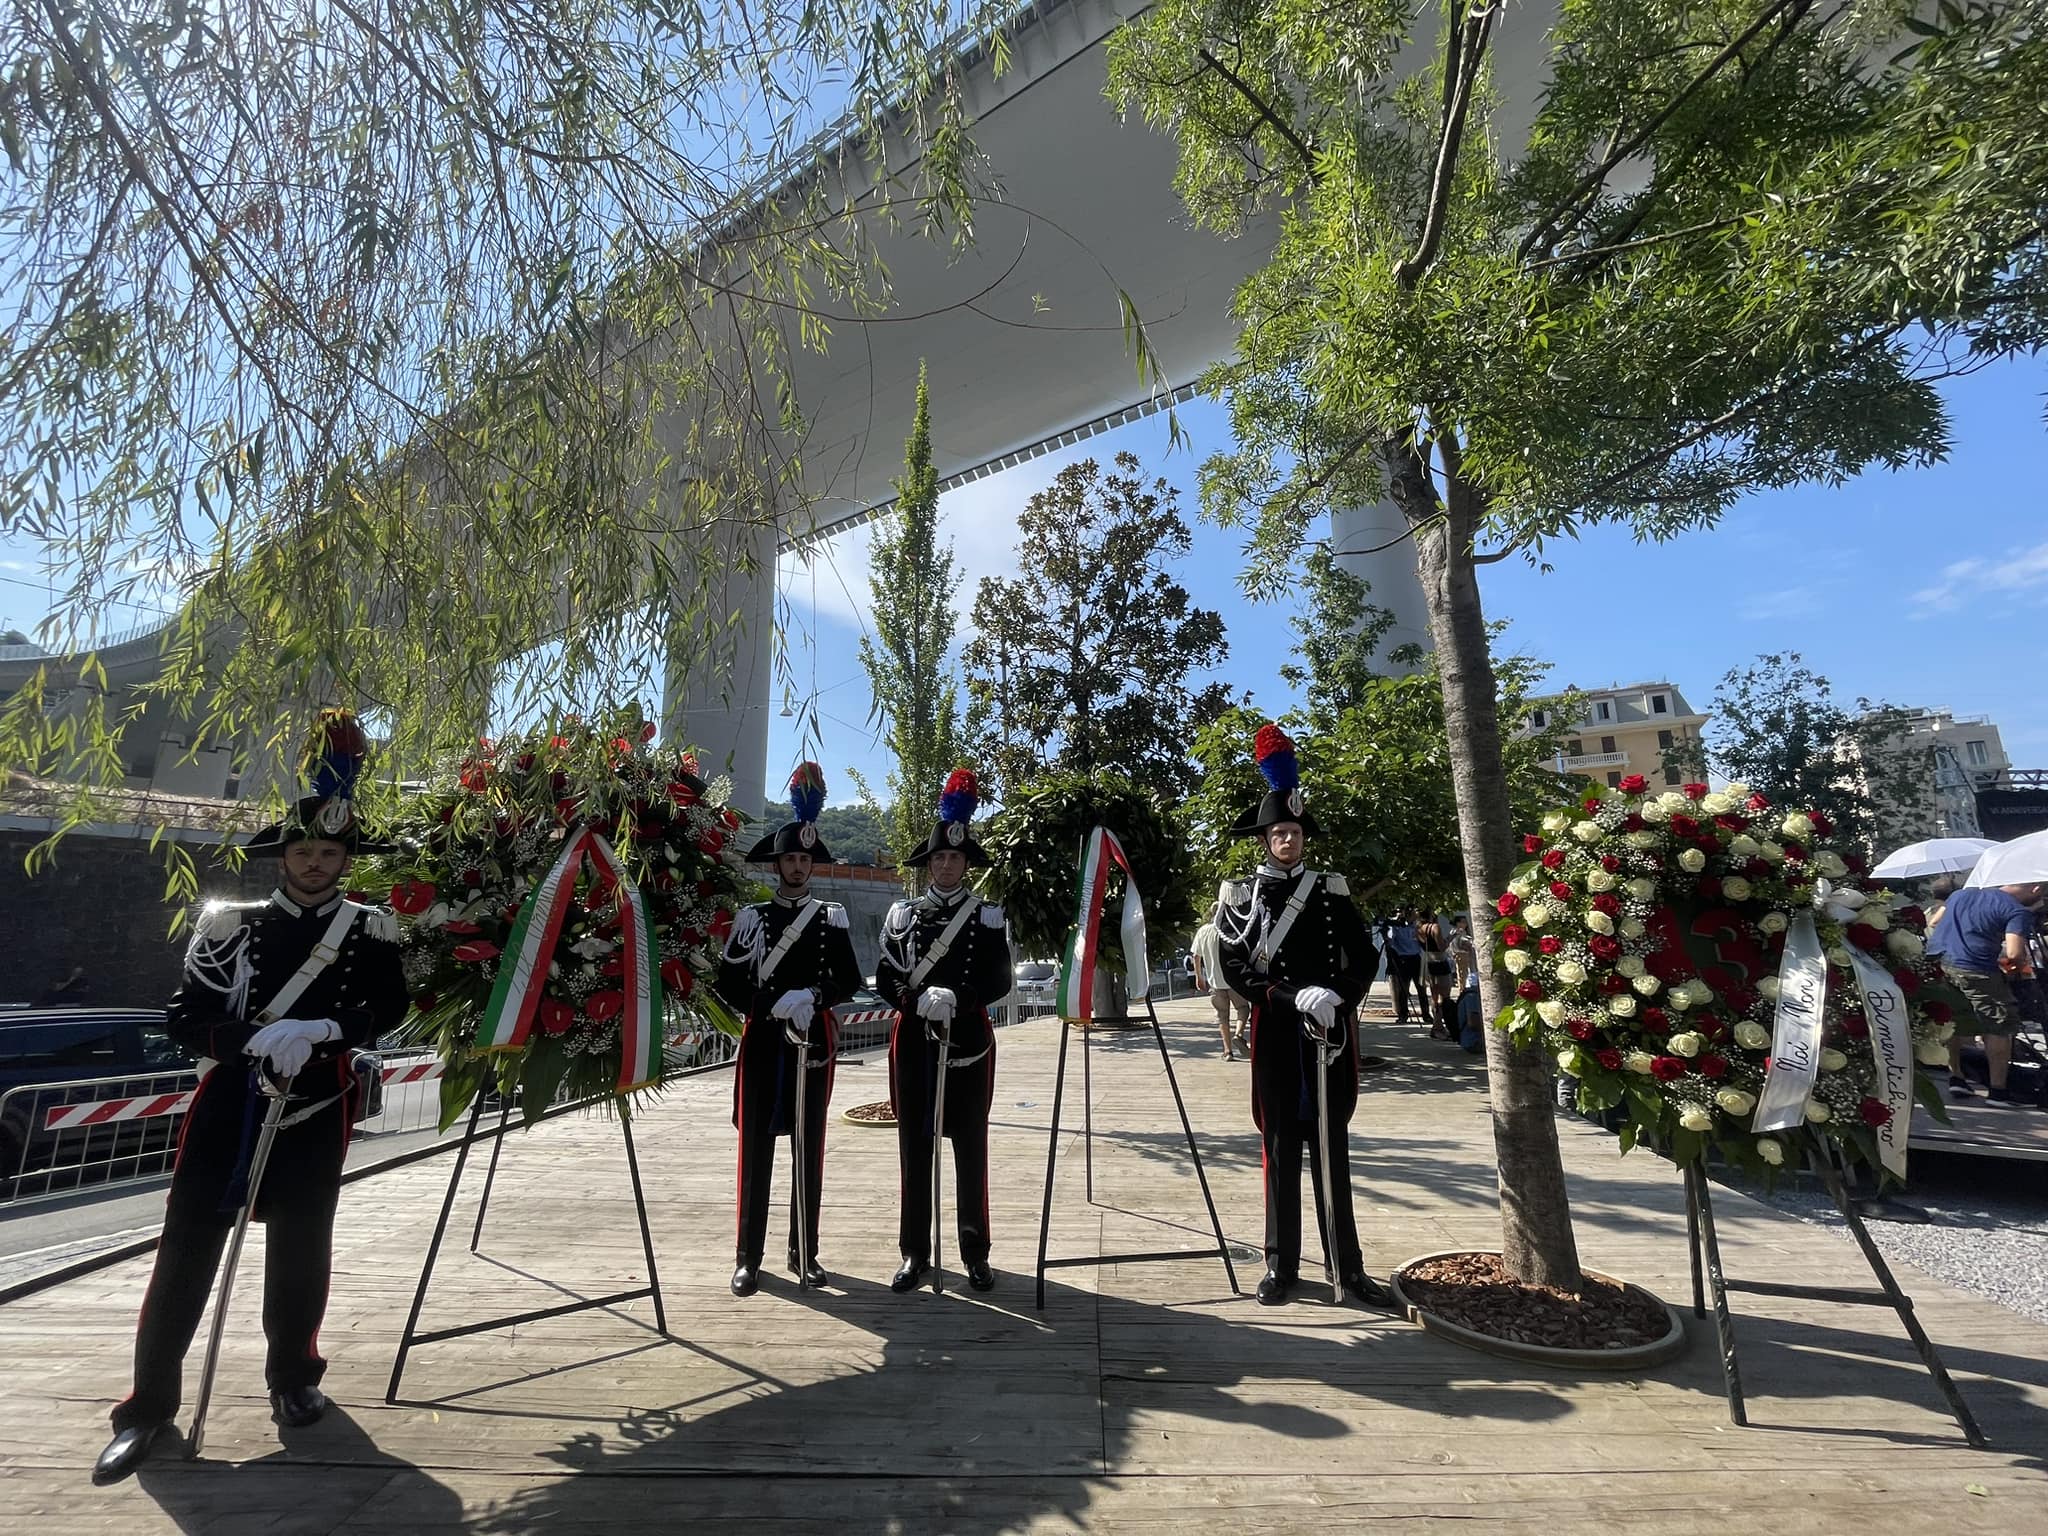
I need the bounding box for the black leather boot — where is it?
[890,1256,930,1293]
[92,1422,167,1485]
[1342,1272,1395,1309]
[1255,1269,1295,1306]
[788,1252,829,1288]
[965,1259,995,1292]
[731,1262,761,1297]
[270,1385,329,1427]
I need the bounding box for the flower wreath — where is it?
[353,708,755,1122]
[1492,776,1961,1177]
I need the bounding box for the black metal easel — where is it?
[1035,994,1239,1307]
[1682,1142,1986,1447]
[386,1092,669,1402]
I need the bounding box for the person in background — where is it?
[1927,877,2045,1107]
[1417,911,1455,1040]
[1450,914,1485,1054]
[1923,875,1955,938]
[1190,901,1248,1061]
[1379,909,1427,1031]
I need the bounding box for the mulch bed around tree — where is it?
[842,1100,897,1126]
[1397,1252,1671,1352]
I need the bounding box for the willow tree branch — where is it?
[1197,46,1319,183]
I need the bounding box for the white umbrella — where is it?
[1870,837,1998,881]
[1964,830,2048,888]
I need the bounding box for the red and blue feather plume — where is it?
[305,709,368,800]
[788,761,826,824]
[938,767,979,825]
[1253,723,1298,792]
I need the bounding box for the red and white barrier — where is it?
[43,1091,195,1131]
[835,1007,896,1029]
[380,1057,444,1086]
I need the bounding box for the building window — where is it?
[1657,729,1673,749]
[1966,739,1990,766]
[1567,738,1584,757]
[1530,708,1547,728]
[1606,771,1622,788]
[1597,701,1612,721]
[1600,735,1616,754]
[1663,766,1681,787]
[1651,694,1669,714]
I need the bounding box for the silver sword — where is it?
[929,1011,951,1295]
[791,1017,813,1288]
[188,1070,294,1457]
[1313,1020,1342,1305]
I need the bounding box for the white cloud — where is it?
[1911,540,2048,618]
[1735,585,1822,623]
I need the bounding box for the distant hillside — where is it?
[815,803,890,866]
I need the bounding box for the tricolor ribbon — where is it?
[476,825,663,1094]
[1055,826,1149,1021]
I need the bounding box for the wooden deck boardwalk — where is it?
[6,1000,2046,1532]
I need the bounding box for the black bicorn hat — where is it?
[243,709,395,854]
[1227,722,1321,839]
[903,768,989,868]
[744,762,834,863]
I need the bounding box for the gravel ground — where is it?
[1721,1151,2048,1326]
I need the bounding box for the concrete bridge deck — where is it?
[5,1001,2045,1532]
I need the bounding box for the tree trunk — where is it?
[1394,437,1584,1293]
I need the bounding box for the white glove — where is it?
[916,986,957,1023]
[1294,986,1342,1030]
[243,1017,339,1079]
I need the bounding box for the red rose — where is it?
[1583,795,1603,813]
[1670,813,1700,838]
[515,752,536,772]
[1523,834,1544,854]
[1497,893,1522,916]
[1924,1000,1953,1024]
[709,909,734,941]
[538,999,576,1035]
[1595,1048,1624,1071]
[413,991,437,1012]
[1897,905,1926,931]
[696,880,717,897]
[1591,892,1621,915]
[461,868,484,888]
[1516,979,1544,1000]
[1846,923,1884,952]
[459,765,490,792]
[1783,844,1807,863]
[1619,774,1647,794]
[1566,1017,1596,1041]
[1746,792,1771,811]
[1893,969,1921,994]
[1643,1007,1669,1030]
[1858,1097,1892,1128]
[451,940,500,964]
[1651,1056,1686,1082]
[1601,855,1622,872]
[1745,858,1772,879]
[1683,782,1709,800]
[1811,812,1835,837]
[1501,924,1527,947]
[696,828,725,855]
[390,878,437,915]
[442,918,482,936]
[1698,1054,1729,1079]
[1541,849,1566,870]
[1696,876,1722,898]
[610,736,633,755]
[1623,814,1645,832]
[1841,1014,1870,1039]
[585,990,625,1022]
[1588,935,1621,961]
[1539,934,1564,955]
[1601,974,1630,995]
[555,797,581,823]
[1549,881,1574,901]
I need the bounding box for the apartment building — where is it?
[1525,681,1710,790]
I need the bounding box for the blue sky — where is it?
[769,350,2048,808]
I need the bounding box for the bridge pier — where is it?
[1330,500,1432,673]
[660,517,776,814]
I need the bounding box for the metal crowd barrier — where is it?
[0,1068,200,1206]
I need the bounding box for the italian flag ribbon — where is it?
[1055,826,1150,1021]
[476,825,663,1094]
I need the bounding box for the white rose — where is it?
[1726,782,1752,800]
[1556,961,1587,986]
[1804,1099,1831,1123]
[1887,930,1924,959]
[1860,903,1891,931]
[1616,955,1646,977]
[1658,792,1689,812]
[1586,910,1616,935]
[1814,851,1848,879]
[1715,1088,1757,1116]
[1608,995,1638,1019]
[1536,1000,1565,1027]
[1504,948,1532,975]
[1722,876,1753,902]
[1573,819,1605,844]
[1759,841,1786,864]
[1667,1031,1704,1058]
[1585,868,1616,892]
[1627,831,1661,849]
[1757,977,1782,1000]
[1525,903,1552,927]
[1914,1039,1948,1065]
[1826,945,1853,968]
[1780,812,1814,839]
[1633,973,1662,996]
[1625,1051,1656,1074]
[1729,834,1761,858]
[1758,911,1788,935]
[1938,1022,1956,1043]
[1702,792,1737,815]
[1666,985,1695,1012]
[1620,918,1648,940]
[1626,878,1657,901]
[1510,875,1535,898]
[1678,848,1707,873]
[1756,1137,1784,1166]
[1819,1048,1849,1072]
[1556,1049,1580,1074]
[1542,811,1571,833]
[1640,801,1671,825]
[1679,1105,1715,1132]
[1734,1021,1771,1050]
